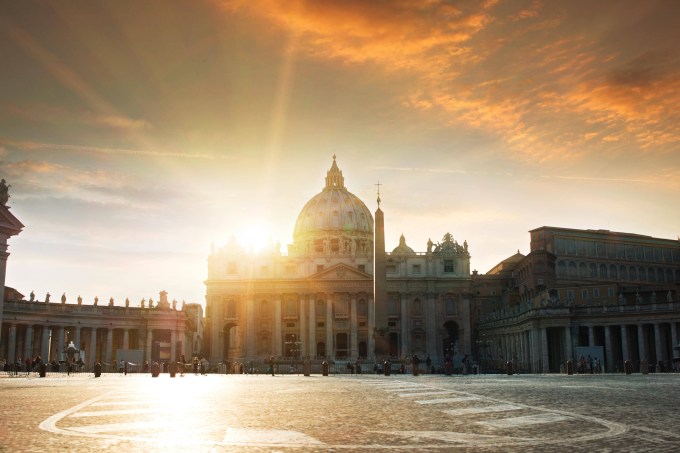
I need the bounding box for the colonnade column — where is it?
[621,325,629,362]
[564,326,573,363]
[274,296,282,357]
[105,328,113,365]
[75,326,82,351]
[41,325,50,361]
[400,294,408,357]
[58,326,65,361]
[671,323,679,361]
[326,296,333,359]
[24,325,33,360]
[588,326,595,347]
[367,295,375,360]
[531,328,540,373]
[123,329,129,350]
[637,324,647,368]
[604,325,613,372]
[90,328,97,369]
[170,330,177,362]
[654,323,663,367]
[299,297,307,357]
[308,294,317,357]
[246,298,255,358]
[7,324,17,362]
[350,294,358,359]
[145,329,153,363]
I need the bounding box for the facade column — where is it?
[246,298,255,358]
[170,330,177,362]
[621,325,629,362]
[90,328,98,369]
[105,328,113,365]
[671,323,679,361]
[400,294,408,357]
[308,294,317,357]
[541,327,549,373]
[145,329,153,363]
[564,326,573,364]
[604,325,613,372]
[24,325,34,360]
[425,293,437,358]
[654,323,663,368]
[75,326,82,351]
[350,293,358,359]
[367,295,375,360]
[274,295,282,357]
[588,326,595,346]
[7,324,17,363]
[299,297,307,357]
[530,329,540,372]
[123,329,129,350]
[326,295,333,359]
[637,324,647,368]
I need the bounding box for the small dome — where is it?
[292,156,373,255]
[392,234,415,254]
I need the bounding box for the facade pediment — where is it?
[310,263,371,281]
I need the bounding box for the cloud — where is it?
[90,115,152,130]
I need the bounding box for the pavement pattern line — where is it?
[478,413,571,428]
[442,404,522,416]
[365,378,631,448]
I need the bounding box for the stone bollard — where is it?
[303,359,311,377]
[624,360,632,375]
[567,360,574,375]
[384,360,391,376]
[94,362,102,378]
[506,361,513,376]
[322,361,329,376]
[640,360,649,375]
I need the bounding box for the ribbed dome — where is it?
[292,156,373,256]
[392,234,415,254]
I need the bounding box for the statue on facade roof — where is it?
[141,298,145,308]
[77,295,82,305]
[45,292,50,303]
[125,298,130,307]
[0,179,10,206]
[668,290,673,303]
[61,293,66,304]
[94,296,98,306]
[29,291,35,302]
[109,297,114,307]
[149,298,154,308]
[427,238,433,253]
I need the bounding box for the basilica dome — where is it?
[292,156,373,256]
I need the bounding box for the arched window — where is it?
[316,300,325,318]
[657,268,665,282]
[260,300,269,318]
[568,261,577,278]
[639,267,646,282]
[609,264,618,279]
[629,267,637,281]
[666,269,674,283]
[557,261,567,277]
[589,263,598,278]
[357,298,367,316]
[599,264,608,279]
[227,300,237,318]
[412,298,422,317]
[619,265,627,281]
[579,262,587,278]
[648,268,656,282]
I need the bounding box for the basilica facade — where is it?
[204,157,473,364]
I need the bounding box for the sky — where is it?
[1,0,678,309]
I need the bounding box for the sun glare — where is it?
[235,225,274,254]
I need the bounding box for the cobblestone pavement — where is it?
[1,372,679,452]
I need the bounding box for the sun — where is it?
[235,224,274,254]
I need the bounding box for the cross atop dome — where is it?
[324,155,345,189]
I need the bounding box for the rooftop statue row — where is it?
[23,290,187,310]
[392,232,470,256]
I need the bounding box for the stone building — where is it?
[475,227,680,373]
[205,157,473,364]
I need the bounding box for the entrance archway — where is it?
[336,333,348,358]
[443,321,459,357]
[223,323,239,360]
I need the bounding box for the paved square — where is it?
[1,372,679,451]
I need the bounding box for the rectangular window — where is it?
[608,287,615,298]
[285,265,296,274]
[358,264,366,273]
[227,262,237,274]
[593,288,600,299]
[581,289,589,300]
[567,290,574,300]
[412,264,421,274]
[444,260,454,273]
[386,264,397,273]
